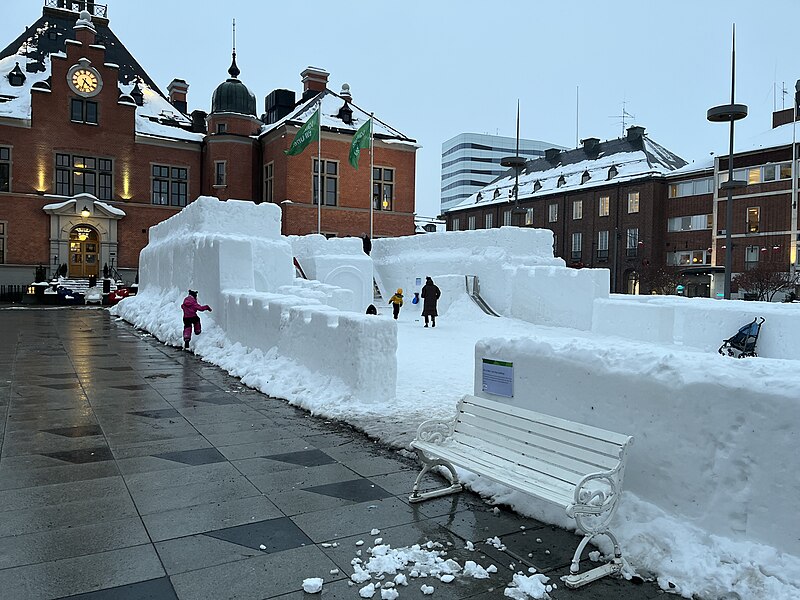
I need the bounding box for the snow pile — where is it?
[503,573,552,599]
[114,197,396,405]
[301,578,323,593]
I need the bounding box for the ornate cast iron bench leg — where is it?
[408,449,462,503]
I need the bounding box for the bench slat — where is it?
[459,401,625,459]
[454,418,617,481]
[463,395,632,448]
[455,413,619,474]
[413,440,574,506]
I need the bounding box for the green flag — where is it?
[284,107,320,156]
[349,118,372,169]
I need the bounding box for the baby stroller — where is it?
[718,317,765,358]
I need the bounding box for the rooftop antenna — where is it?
[609,99,635,136]
[781,81,788,110]
[575,85,579,147]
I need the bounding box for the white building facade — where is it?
[441,133,565,213]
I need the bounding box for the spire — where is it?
[228,19,240,79]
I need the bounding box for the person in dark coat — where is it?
[420,277,441,327]
[361,234,372,256]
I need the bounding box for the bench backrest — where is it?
[453,395,633,489]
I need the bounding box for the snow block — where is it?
[512,266,609,331]
[473,335,800,556]
[592,298,675,343]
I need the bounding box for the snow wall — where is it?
[116,197,396,403]
[372,228,609,330]
[289,234,373,312]
[473,335,800,557]
[594,294,799,359]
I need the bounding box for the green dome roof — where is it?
[211,53,256,116]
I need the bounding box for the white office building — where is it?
[441,133,565,213]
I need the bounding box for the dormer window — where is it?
[493,189,501,200]
[337,102,353,125]
[533,180,542,192]
[581,170,591,184]
[608,165,618,180]
[557,175,566,188]
[8,62,25,87]
[476,192,483,202]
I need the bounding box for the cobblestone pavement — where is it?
[0,308,665,599]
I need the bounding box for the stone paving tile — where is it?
[0,310,660,600]
[0,545,165,600]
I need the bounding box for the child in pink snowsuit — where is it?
[181,290,211,348]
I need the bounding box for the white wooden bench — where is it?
[408,394,634,589]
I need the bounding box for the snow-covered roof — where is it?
[666,155,715,178]
[448,132,687,212]
[731,120,798,156]
[0,11,200,143]
[260,89,417,146]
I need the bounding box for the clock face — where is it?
[71,68,99,95]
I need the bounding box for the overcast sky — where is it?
[3,1,799,217]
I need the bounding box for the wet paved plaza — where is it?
[0,308,665,599]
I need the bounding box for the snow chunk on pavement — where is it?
[463,561,490,579]
[420,584,435,595]
[381,588,399,600]
[503,573,551,599]
[302,578,323,593]
[359,583,376,598]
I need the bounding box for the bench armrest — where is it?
[412,417,457,445]
[566,470,622,533]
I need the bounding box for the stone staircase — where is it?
[56,278,121,294]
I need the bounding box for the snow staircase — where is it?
[465,275,500,317]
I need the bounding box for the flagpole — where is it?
[369,113,374,240]
[317,100,322,235]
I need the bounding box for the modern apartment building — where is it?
[440,133,565,213]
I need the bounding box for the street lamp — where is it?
[80,205,90,219]
[791,80,799,284]
[707,25,747,300]
[501,101,528,226]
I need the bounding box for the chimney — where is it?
[544,148,561,163]
[167,78,189,114]
[581,137,600,154]
[626,125,645,141]
[72,10,96,45]
[264,88,296,125]
[301,67,329,93]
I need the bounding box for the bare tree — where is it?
[638,264,684,295]
[733,260,798,302]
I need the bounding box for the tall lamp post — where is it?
[791,80,799,284]
[501,101,528,226]
[707,25,747,300]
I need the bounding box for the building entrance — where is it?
[69,226,99,278]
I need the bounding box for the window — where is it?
[747,207,760,233]
[667,250,709,266]
[0,146,9,192]
[373,167,394,211]
[216,123,227,134]
[452,217,460,231]
[503,210,511,226]
[745,245,759,270]
[627,191,640,213]
[599,195,609,217]
[0,221,5,264]
[548,203,558,222]
[525,208,534,226]
[573,200,583,220]
[719,163,794,187]
[667,214,712,232]
[668,178,714,198]
[468,215,476,230]
[581,170,590,184]
[597,230,609,260]
[151,165,188,206]
[55,153,112,200]
[264,162,274,203]
[626,228,639,256]
[214,161,226,186]
[571,232,582,261]
[313,159,338,206]
[484,213,493,229]
[70,98,98,124]
[557,175,566,188]
[533,180,542,192]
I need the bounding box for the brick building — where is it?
[0,2,417,286]
[443,126,688,294]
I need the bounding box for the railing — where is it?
[44,0,108,18]
[0,285,25,303]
